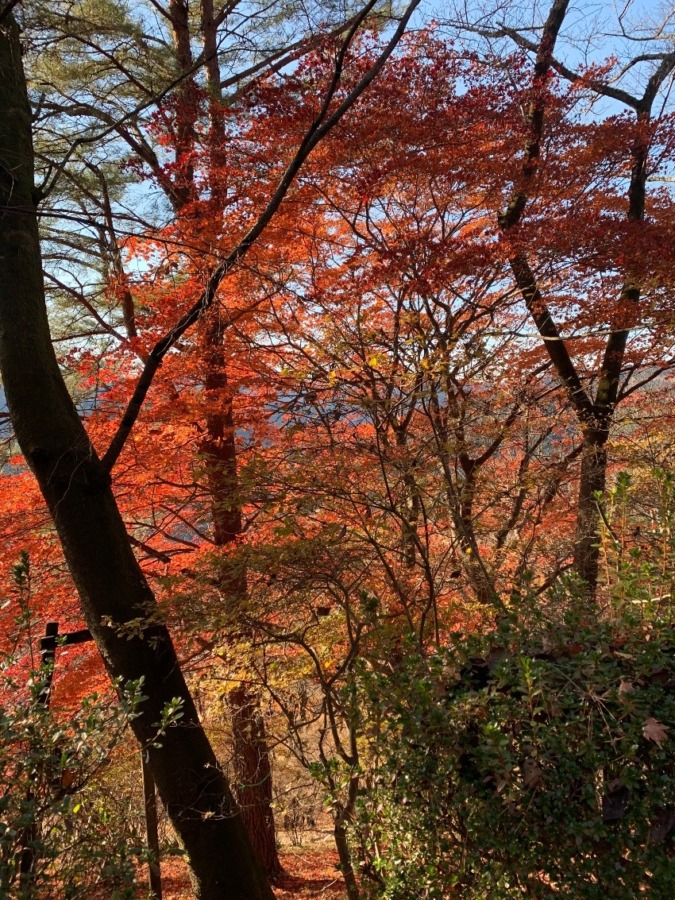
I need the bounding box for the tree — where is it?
[199,19,674,618]
[444,0,675,594]
[24,2,423,873]
[0,15,272,896]
[1,1,673,894]
[0,2,420,895]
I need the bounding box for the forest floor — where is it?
[158,838,347,898]
[274,847,347,899]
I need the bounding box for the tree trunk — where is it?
[334,816,360,900]
[0,17,272,899]
[202,326,282,877]
[333,777,360,900]
[573,428,609,595]
[493,0,668,599]
[229,684,281,877]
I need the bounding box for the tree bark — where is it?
[574,429,608,594]
[166,7,281,870]
[229,684,281,877]
[202,323,282,877]
[333,776,360,900]
[0,16,272,899]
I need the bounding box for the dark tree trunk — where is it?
[574,428,609,594]
[168,0,197,209]
[0,17,272,899]
[333,776,360,900]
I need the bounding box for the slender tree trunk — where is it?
[0,17,273,899]
[229,684,281,877]
[574,428,609,594]
[168,0,197,209]
[172,7,282,869]
[334,818,360,900]
[159,3,282,866]
[456,468,498,606]
[202,323,282,877]
[333,777,360,900]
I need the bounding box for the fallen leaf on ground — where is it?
[643,717,669,747]
[522,759,542,789]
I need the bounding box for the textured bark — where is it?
[430,390,501,609]
[202,323,282,877]
[574,430,608,594]
[168,0,197,210]
[333,777,360,900]
[0,17,272,899]
[334,818,360,900]
[229,684,281,877]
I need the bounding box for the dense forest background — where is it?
[0,0,674,897]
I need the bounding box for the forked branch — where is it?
[101,0,421,473]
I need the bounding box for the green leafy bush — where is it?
[0,661,147,898]
[353,584,675,898]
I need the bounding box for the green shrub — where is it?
[0,661,147,898]
[353,584,675,898]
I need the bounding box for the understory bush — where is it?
[353,582,675,898]
[0,662,146,898]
